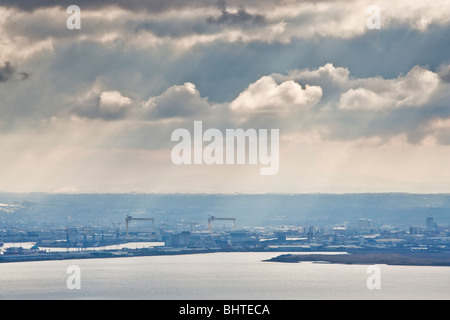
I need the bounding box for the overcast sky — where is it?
[0,0,450,193]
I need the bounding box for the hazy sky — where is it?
[0,0,450,193]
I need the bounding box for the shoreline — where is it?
[2,247,450,266]
[0,247,220,263]
[265,252,450,266]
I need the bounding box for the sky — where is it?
[0,0,450,194]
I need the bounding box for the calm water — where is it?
[0,252,449,300]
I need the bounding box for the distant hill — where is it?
[0,193,449,229]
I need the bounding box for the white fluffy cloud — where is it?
[281,63,351,87]
[339,87,392,111]
[142,82,212,119]
[229,76,322,115]
[339,66,440,110]
[99,90,132,112]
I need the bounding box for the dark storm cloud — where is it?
[2,0,449,147]
[0,0,215,12]
[133,7,265,38]
[134,19,212,39]
[0,0,326,11]
[0,61,30,82]
[207,8,266,26]
[0,61,14,82]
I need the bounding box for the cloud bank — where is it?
[1,0,450,193]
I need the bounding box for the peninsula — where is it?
[265,252,450,266]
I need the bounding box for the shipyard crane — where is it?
[208,215,236,233]
[125,215,154,238]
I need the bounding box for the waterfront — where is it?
[0,252,449,300]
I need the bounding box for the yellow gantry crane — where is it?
[208,215,235,233]
[125,215,154,237]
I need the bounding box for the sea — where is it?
[0,252,449,300]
